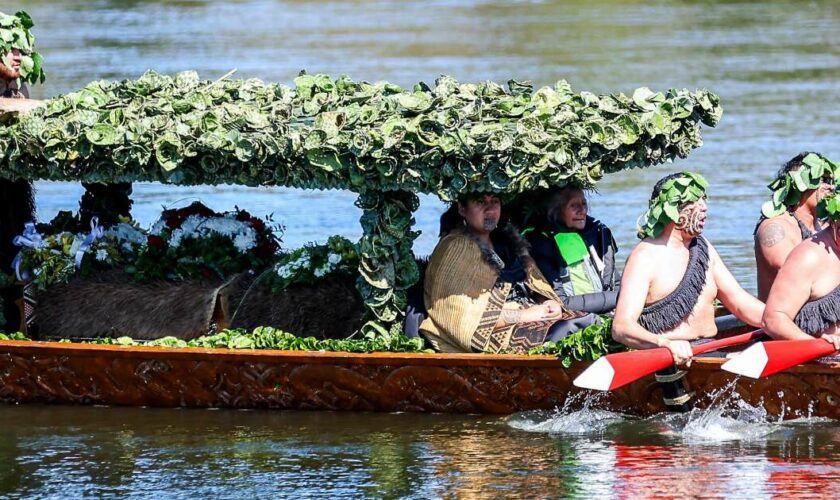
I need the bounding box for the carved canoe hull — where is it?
[0,340,837,419]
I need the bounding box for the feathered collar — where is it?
[454,223,533,273]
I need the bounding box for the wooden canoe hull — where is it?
[0,340,837,419]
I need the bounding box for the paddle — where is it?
[721,338,837,379]
[573,329,765,391]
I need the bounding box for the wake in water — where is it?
[653,380,783,442]
[507,380,829,441]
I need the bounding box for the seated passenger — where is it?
[611,172,764,365]
[526,186,619,313]
[754,152,835,301]
[762,191,840,350]
[420,193,594,353]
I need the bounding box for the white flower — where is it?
[106,223,147,246]
[95,249,109,262]
[232,229,257,253]
[169,228,185,248]
[328,253,342,266]
[150,219,167,236]
[313,267,327,278]
[275,263,294,279]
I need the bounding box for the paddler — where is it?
[761,189,840,350]
[611,172,765,365]
[0,10,44,332]
[754,152,836,301]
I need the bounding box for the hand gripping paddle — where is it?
[573,330,765,391]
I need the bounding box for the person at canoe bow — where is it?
[761,190,840,350]
[0,10,39,332]
[420,193,596,353]
[611,172,765,366]
[524,186,619,314]
[754,152,836,301]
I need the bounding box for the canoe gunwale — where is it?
[1,339,838,372]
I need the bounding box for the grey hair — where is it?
[546,186,585,227]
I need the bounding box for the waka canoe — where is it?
[0,326,837,419]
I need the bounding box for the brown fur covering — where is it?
[220,272,364,339]
[35,271,222,340]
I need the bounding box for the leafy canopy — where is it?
[0,71,722,200]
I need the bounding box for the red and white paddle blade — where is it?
[573,357,615,391]
[721,342,768,379]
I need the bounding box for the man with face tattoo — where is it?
[612,172,765,366]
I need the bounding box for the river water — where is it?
[3,0,840,497]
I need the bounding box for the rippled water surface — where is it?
[1,399,839,498]
[5,0,840,496]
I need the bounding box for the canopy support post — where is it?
[355,190,420,338]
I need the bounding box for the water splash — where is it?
[655,380,779,442]
[507,391,629,435]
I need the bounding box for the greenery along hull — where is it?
[0,72,722,336]
[0,333,836,419]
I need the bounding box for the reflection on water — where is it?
[18,0,840,289]
[1,404,838,498]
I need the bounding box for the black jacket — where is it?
[526,216,618,313]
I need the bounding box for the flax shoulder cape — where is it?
[419,227,567,353]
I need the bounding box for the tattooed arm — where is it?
[755,218,800,300]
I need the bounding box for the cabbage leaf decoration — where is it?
[0,10,45,85]
[761,153,840,218]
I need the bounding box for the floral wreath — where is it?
[637,172,709,239]
[761,153,839,218]
[0,10,45,85]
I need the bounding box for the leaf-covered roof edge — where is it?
[0,71,722,200]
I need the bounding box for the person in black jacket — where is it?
[525,186,619,314]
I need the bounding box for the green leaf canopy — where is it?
[0,71,721,199]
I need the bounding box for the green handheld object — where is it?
[553,232,588,264]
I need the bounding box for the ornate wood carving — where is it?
[0,341,837,419]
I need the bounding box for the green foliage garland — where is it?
[528,317,626,367]
[0,11,45,85]
[0,71,721,198]
[79,326,430,353]
[0,331,26,340]
[761,153,840,218]
[636,171,709,239]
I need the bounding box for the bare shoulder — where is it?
[784,236,825,269]
[622,241,658,274]
[755,215,796,248]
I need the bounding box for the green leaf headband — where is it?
[637,172,709,239]
[0,10,45,85]
[761,153,839,218]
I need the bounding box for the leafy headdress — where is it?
[761,153,839,218]
[637,172,709,239]
[0,10,45,85]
